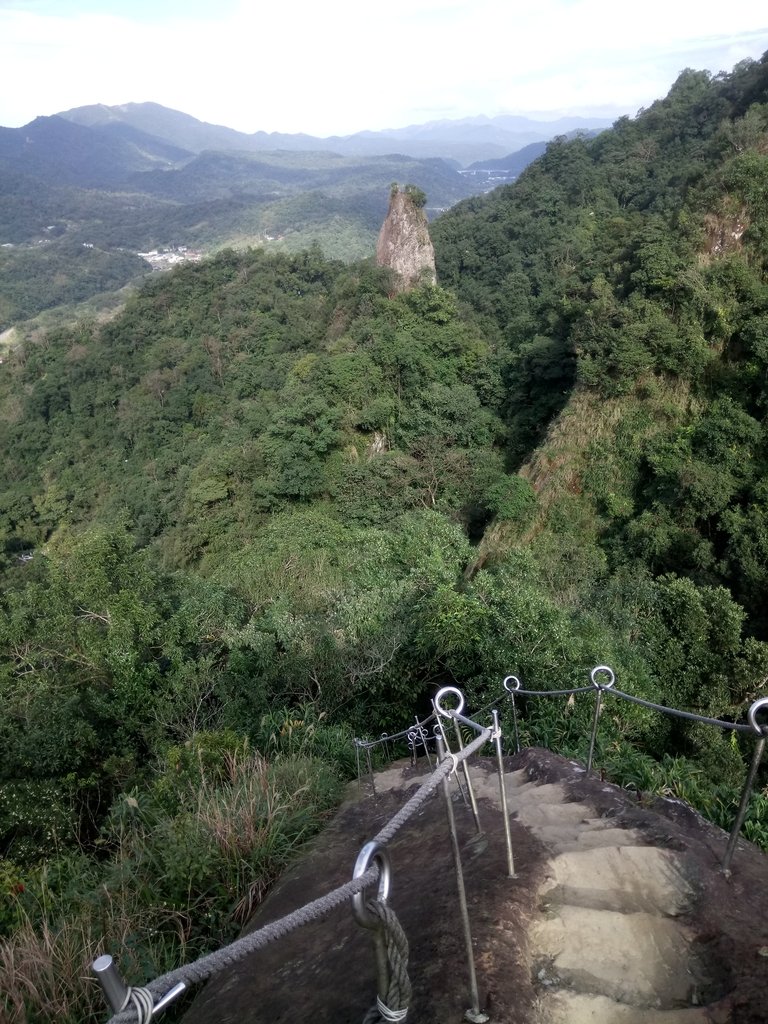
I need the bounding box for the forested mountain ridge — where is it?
[0,114,477,330]
[0,115,193,187]
[433,54,768,627]
[2,56,768,1023]
[0,104,608,332]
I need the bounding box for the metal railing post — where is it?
[586,665,615,774]
[354,738,363,792]
[92,955,130,1014]
[433,687,483,833]
[492,709,516,877]
[435,733,489,1024]
[722,697,768,874]
[361,742,377,797]
[503,675,521,753]
[416,717,433,768]
[433,720,470,805]
[451,717,483,833]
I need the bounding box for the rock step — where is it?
[511,800,600,828]
[537,825,640,852]
[467,764,715,1016]
[504,779,572,805]
[540,846,692,915]
[546,991,727,1024]
[533,905,704,1008]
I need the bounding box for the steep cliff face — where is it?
[375,187,436,291]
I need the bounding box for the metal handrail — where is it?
[500,665,768,874]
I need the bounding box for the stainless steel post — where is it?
[436,734,489,1023]
[416,717,433,768]
[355,739,362,792]
[722,696,768,875]
[503,675,522,753]
[586,666,615,774]
[365,744,376,797]
[434,720,469,804]
[452,717,482,833]
[586,688,602,775]
[92,955,129,1014]
[492,709,515,877]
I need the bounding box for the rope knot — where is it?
[375,995,408,1022]
[120,986,154,1024]
[360,899,411,1024]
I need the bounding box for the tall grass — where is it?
[0,731,344,1024]
[0,894,187,1024]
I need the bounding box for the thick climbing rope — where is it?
[105,725,492,1024]
[118,987,153,1024]
[361,900,412,1024]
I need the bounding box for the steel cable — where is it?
[356,711,438,750]
[608,687,754,732]
[105,724,491,1023]
[514,685,593,697]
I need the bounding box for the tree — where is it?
[403,184,427,208]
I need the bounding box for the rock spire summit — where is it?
[375,184,437,292]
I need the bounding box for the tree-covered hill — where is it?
[0,104,613,333]
[433,54,768,627]
[2,55,768,1024]
[0,248,506,562]
[0,241,148,327]
[0,133,478,329]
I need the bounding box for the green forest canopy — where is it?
[1,53,768,1023]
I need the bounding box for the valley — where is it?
[0,106,610,332]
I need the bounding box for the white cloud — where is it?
[0,0,765,134]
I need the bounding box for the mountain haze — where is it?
[57,101,615,165]
[0,115,191,187]
[0,111,489,329]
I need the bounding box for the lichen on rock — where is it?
[375,184,437,293]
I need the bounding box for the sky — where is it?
[0,0,765,136]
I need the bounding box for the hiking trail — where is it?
[471,763,730,1024]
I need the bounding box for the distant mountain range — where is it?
[56,102,614,166]
[0,102,614,330]
[466,141,552,172]
[0,114,191,188]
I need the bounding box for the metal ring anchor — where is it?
[503,675,521,692]
[748,696,768,736]
[590,665,615,690]
[434,685,465,718]
[352,841,391,929]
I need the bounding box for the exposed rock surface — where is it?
[182,749,768,1023]
[375,188,436,292]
